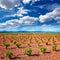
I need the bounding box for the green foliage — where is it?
[14,41,17,44]
[45,37,51,45]
[27,43,31,47]
[52,44,57,51]
[14,41,21,48]
[5,51,13,58]
[4,43,10,49]
[45,42,48,45]
[24,48,32,55]
[39,47,47,53]
[15,43,21,48]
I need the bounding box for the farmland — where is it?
[0,32,60,60]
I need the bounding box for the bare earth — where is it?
[0,33,60,60]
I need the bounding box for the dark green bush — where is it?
[5,51,13,58]
[52,44,57,51]
[4,43,10,49]
[15,43,21,48]
[45,42,48,45]
[39,47,47,53]
[24,48,32,55]
[27,43,31,47]
[14,41,17,44]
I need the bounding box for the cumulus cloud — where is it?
[31,0,41,3]
[20,16,38,24]
[0,16,38,28]
[0,0,20,9]
[17,7,30,15]
[0,24,60,32]
[39,8,60,23]
[55,17,60,23]
[20,24,60,32]
[0,18,60,32]
[2,7,30,19]
[36,3,60,11]
[23,0,40,4]
[23,0,31,4]
[45,3,60,11]
[0,19,23,28]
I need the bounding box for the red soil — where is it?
[0,33,60,60]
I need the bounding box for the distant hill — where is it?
[0,30,60,32]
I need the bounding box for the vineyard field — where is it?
[0,32,60,60]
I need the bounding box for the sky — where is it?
[0,0,60,32]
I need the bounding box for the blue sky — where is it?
[0,0,60,32]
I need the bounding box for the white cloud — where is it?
[36,3,60,11]
[17,7,30,15]
[0,16,38,28]
[0,0,20,9]
[20,24,60,32]
[20,16,38,24]
[0,19,23,28]
[39,24,60,32]
[20,16,38,20]
[2,7,30,18]
[45,3,60,11]
[39,8,60,23]
[31,0,40,5]
[55,17,60,23]
[0,19,60,32]
[55,17,60,20]
[23,0,40,4]
[23,0,31,4]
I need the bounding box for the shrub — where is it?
[15,43,21,48]
[27,43,31,47]
[39,47,47,53]
[45,37,51,45]
[52,44,57,51]
[45,41,48,45]
[5,51,13,58]
[24,48,32,55]
[14,41,17,44]
[4,43,10,49]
